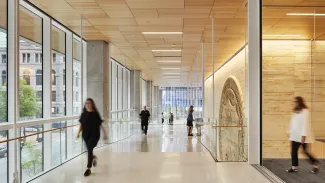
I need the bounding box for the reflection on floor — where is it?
[264,159,325,183]
[30,125,270,183]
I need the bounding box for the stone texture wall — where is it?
[204,46,247,161]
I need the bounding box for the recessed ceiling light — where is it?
[152,50,182,52]
[165,76,181,78]
[161,68,181,70]
[142,32,183,35]
[287,13,325,16]
[157,60,181,63]
[263,34,301,37]
[163,73,181,75]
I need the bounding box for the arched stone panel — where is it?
[218,76,247,161]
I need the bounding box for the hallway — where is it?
[30,125,270,183]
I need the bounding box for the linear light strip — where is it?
[152,50,182,52]
[157,61,181,63]
[263,34,300,37]
[287,13,325,16]
[163,73,181,75]
[142,32,183,35]
[161,68,181,70]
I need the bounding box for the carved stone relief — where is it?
[218,76,247,161]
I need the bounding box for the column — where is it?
[8,0,19,182]
[146,80,152,115]
[152,86,159,121]
[42,14,52,170]
[130,70,141,119]
[65,31,73,159]
[248,0,261,165]
[86,41,110,121]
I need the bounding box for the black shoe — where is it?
[84,169,91,176]
[93,156,98,167]
[286,168,298,173]
[311,167,319,174]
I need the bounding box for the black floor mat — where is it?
[263,159,325,183]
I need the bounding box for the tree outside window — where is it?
[23,70,31,85]
[1,70,6,86]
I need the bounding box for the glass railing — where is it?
[0,115,136,183]
[195,119,248,162]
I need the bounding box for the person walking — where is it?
[139,106,151,135]
[187,106,194,136]
[169,112,174,125]
[161,112,164,125]
[77,98,107,177]
[286,96,320,174]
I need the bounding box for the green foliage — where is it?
[0,79,40,121]
[0,87,6,122]
[21,141,42,177]
[19,79,40,118]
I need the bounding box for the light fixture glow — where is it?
[287,13,325,16]
[263,34,301,37]
[165,76,181,78]
[142,32,183,35]
[152,50,182,52]
[161,68,181,70]
[157,60,181,63]
[163,73,181,75]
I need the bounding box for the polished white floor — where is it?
[31,125,270,183]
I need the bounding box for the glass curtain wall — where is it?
[110,59,131,121]
[73,36,82,115]
[201,2,248,162]
[19,5,44,182]
[261,1,325,182]
[0,1,7,182]
[51,25,66,117]
[0,1,89,182]
[0,0,7,123]
[161,87,202,121]
[19,5,43,121]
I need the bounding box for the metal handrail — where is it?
[211,125,247,128]
[0,123,80,144]
[0,116,79,131]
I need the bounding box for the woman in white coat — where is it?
[286,96,320,174]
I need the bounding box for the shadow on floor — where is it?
[263,159,325,183]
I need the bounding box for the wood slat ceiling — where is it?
[1,0,325,85]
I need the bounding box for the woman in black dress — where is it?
[77,98,107,176]
[187,106,194,136]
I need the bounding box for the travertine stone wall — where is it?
[204,46,247,161]
[262,40,325,158]
[204,40,325,160]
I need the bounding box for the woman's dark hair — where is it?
[83,98,98,113]
[189,105,194,113]
[294,96,308,112]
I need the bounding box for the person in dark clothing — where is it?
[187,106,194,136]
[139,106,151,135]
[169,112,174,125]
[161,112,164,124]
[77,98,107,177]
